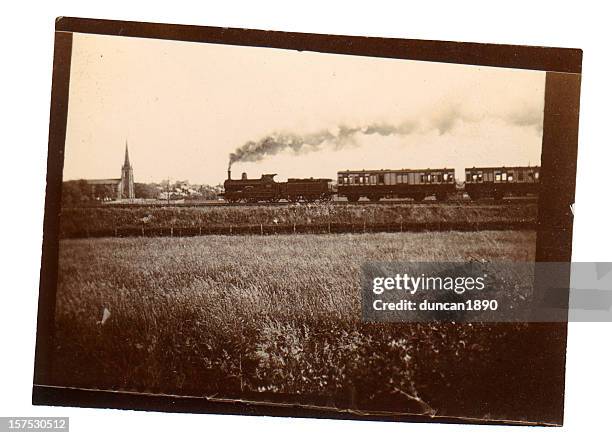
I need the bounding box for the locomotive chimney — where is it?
[242,172,248,180]
[227,167,231,180]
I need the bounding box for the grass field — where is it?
[58,202,537,238]
[53,231,565,422]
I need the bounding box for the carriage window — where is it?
[443,173,448,181]
[449,174,454,181]
[495,172,502,181]
[502,172,507,181]
[472,173,478,181]
[420,175,425,183]
[427,174,431,182]
[518,172,524,181]
[535,171,539,180]
[508,172,514,182]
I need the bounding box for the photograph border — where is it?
[33,17,582,425]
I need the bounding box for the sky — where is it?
[63,33,545,184]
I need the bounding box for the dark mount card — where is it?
[34,17,581,426]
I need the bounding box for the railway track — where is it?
[75,197,538,209]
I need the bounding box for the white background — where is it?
[1,1,610,436]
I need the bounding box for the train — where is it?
[221,166,540,203]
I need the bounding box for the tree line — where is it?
[61,180,222,206]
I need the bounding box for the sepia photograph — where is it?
[33,17,582,427]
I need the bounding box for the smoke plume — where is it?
[227,106,542,169]
[228,121,417,169]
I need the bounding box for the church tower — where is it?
[120,141,135,199]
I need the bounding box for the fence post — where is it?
[260,224,263,235]
[293,223,296,234]
[328,222,331,233]
[170,226,173,237]
[141,224,144,237]
[114,227,117,237]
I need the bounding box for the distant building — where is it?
[86,142,135,200]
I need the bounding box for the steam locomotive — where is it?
[222,165,539,203]
[223,171,333,203]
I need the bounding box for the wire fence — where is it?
[60,220,537,239]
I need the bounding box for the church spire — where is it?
[124,141,131,168]
[120,140,135,200]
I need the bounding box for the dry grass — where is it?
[52,231,565,422]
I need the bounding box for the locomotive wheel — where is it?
[412,194,425,202]
[347,195,360,202]
[368,195,381,202]
[493,191,505,200]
